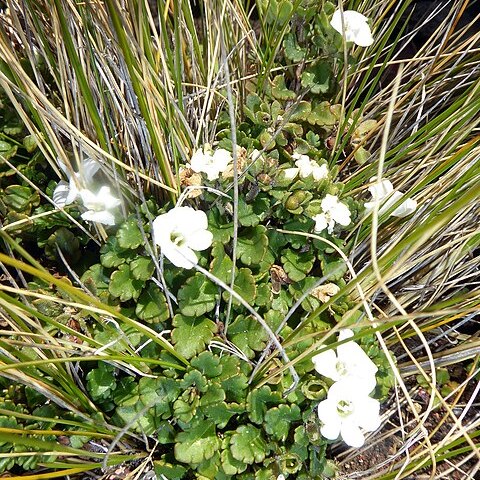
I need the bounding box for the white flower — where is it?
[53,157,100,207]
[79,186,121,226]
[190,146,232,181]
[330,10,374,47]
[317,377,381,447]
[364,178,417,218]
[152,206,213,269]
[312,329,378,393]
[293,153,328,181]
[312,194,351,234]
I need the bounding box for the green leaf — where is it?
[236,226,268,266]
[208,208,233,243]
[247,386,282,424]
[174,420,220,464]
[284,33,307,63]
[100,237,136,268]
[230,424,268,465]
[221,448,248,475]
[178,274,217,317]
[4,185,39,213]
[191,352,222,378]
[308,101,339,127]
[154,460,187,480]
[109,264,145,301]
[281,248,315,282]
[23,134,38,152]
[135,283,169,323]
[130,256,155,281]
[228,315,268,359]
[264,404,301,441]
[270,75,296,101]
[172,314,216,359]
[210,242,235,284]
[173,390,200,423]
[222,268,256,306]
[86,362,116,402]
[319,254,347,280]
[238,198,260,227]
[218,356,250,403]
[301,61,331,94]
[290,426,310,461]
[116,217,143,249]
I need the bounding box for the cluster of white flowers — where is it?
[190,145,232,181]
[287,152,329,182]
[152,206,213,269]
[312,329,381,447]
[365,178,417,218]
[330,9,374,47]
[312,194,351,234]
[53,157,121,226]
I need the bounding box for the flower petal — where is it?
[80,157,101,182]
[187,229,213,251]
[392,198,417,218]
[312,349,341,382]
[340,422,365,447]
[81,210,116,225]
[53,181,70,207]
[368,179,394,200]
[163,244,198,269]
[313,213,328,233]
[317,399,341,440]
[354,396,381,432]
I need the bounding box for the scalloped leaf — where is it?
[264,404,301,441]
[228,315,268,359]
[130,256,155,281]
[135,282,169,323]
[109,264,145,301]
[210,242,235,284]
[281,248,315,282]
[247,386,282,424]
[236,226,268,266]
[174,420,220,464]
[172,314,216,359]
[237,198,259,227]
[100,237,136,268]
[116,218,143,249]
[230,424,268,465]
[178,274,217,317]
[222,268,256,306]
[221,448,248,475]
[191,351,222,378]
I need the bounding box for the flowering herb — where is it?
[52,157,100,207]
[365,178,417,218]
[330,9,374,47]
[152,206,213,269]
[79,186,121,225]
[190,145,232,181]
[312,194,351,234]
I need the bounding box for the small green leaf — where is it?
[320,254,347,280]
[80,264,110,300]
[284,33,307,63]
[208,208,233,243]
[238,198,260,227]
[236,226,268,266]
[130,256,155,280]
[301,61,332,94]
[116,218,143,249]
[218,356,250,403]
[210,242,235,284]
[222,268,256,306]
[270,75,296,101]
[109,264,145,301]
[264,404,301,441]
[178,274,217,317]
[4,185,39,213]
[228,315,268,359]
[86,362,116,402]
[281,248,315,282]
[100,237,135,268]
[174,420,220,464]
[230,424,268,465]
[247,386,282,424]
[23,134,38,152]
[221,448,248,475]
[154,460,187,480]
[191,352,222,378]
[135,283,169,323]
[172,314,216,359]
